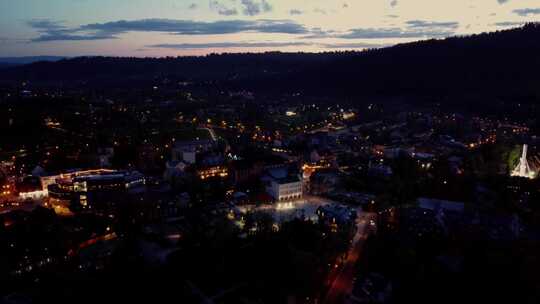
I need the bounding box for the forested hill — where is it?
[1,23,540,99]
[0,52,337,86]
[305,22,540,98]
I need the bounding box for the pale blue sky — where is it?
[0,0,539,57]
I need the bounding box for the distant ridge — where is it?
[1,24,539,99]
[0,56,66,65]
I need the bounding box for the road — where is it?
[199,126,218,141]
[324,210,376,304]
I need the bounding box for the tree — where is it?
[507,145,522,174]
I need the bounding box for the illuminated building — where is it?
[45,169,145,208]
[342,111,356,120]
[197,166,229,180]
[16,176,47,200]
[1,184,12,196]
[18,190,47,200]
[302,163,330,180]
[269,176,302,202]
[263,167,303,202]
[285,110,297,117]
[72,171,145,193]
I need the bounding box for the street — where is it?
[324,210,376,304]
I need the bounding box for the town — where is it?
[2,0,540,299]
[1,76,539,303]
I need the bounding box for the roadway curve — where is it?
[324,211,376,304]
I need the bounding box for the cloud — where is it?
[320,42,387,49]
[81,19,308,35]
[494,21,525,27]
[313,8,327,14]
[337,27,455,39]
[209,0,272,16]
[218,8,239,16]
[209,0,238,16]
[148,41,311,49]
[261,0,272,12]
[27,17,458,46]
[300,19,458,40]
[513,8,540,16]
[241,0,272,16]
[148,41,387,50]
[338,28,415,39]
[303,19,458,40]
[0,37,26,44]
[290,9,303,15]
[300,28,336,39]
[27,19,66,31]
[405,20,459,30]
[27,19,117,42]
[28,19,308,42]
[32,33,117,42]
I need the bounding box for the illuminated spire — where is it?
[511,144,536,179]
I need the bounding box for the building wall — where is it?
[270,180,303,201]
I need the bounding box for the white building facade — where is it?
[268,177,303,202]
